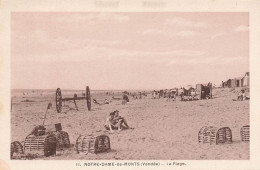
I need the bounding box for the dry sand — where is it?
[11,87,249,160]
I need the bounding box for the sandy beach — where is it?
[11,87,249,160]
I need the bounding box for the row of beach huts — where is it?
[222,72,249,88]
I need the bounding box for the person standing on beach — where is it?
[139,92,142,99]
[153,90,156,99]
[179,88,184,101]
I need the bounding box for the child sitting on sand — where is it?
[104,110,130,133]
[237,89,246,101]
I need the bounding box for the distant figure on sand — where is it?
[132,94,138,100]
[179,88,184,101]
[153,90,157,99]
[93,98,110,105]
[122,94,129,104]
[93,99,101,105]
[237,89,246,101]
[104,110,129,133]
[104,99,109,104]
[139,92,142,99]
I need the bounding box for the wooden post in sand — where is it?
[196,84,202,100]
[73,94,79,111]
[43,102,52,126]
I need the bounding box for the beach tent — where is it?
[222,80,229,88]
[242,72,250,87]
[226,79,232,88]
[196,83,212,99]
[234,77,243,87]
[231,79,237,88]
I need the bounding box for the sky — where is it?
[11,12,249,90]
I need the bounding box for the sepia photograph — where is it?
[10,12,250,160]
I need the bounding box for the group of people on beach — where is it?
[103,88,247,133]
[153,89,177,99]
[152,88,196,101]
